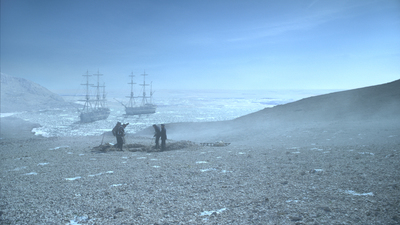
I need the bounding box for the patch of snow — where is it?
[200,168,216,172]
[49,146,70,150]
[200,208,227,216]
[65,177,81,181]
[24,172,38,175]
[344,190,374,196]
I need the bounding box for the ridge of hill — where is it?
[0,73,67,113]
[137,79,400,145]
[236,79,400,125]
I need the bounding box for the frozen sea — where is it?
[1,89,336,137]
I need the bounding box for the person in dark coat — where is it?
[160,124,167,151]
[112,122,125,151]
[153,124,161,149]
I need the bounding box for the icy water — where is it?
[2,89,335,137]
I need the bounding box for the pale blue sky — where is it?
[1,0,399,91]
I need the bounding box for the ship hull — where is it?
[80,108,110,123]
[125,104,156,115]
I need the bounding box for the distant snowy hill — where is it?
[1,73,67,113]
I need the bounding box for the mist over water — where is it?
[3,89,335,137]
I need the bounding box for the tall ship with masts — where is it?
[79,70,110,122]
[121,71,156,115]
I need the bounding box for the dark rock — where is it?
[319,206,332,212]
[289,216,303,221]
[115,208,124,213]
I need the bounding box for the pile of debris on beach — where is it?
[91,140,199,153]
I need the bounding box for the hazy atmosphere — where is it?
[1,0,399,92]
[1,1,400,224]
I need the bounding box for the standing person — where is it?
[160,124,167,151]
[112,122,125,151]
[112,122,121,137]
[152,124,161,149]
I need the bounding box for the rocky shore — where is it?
[1,121,399,224]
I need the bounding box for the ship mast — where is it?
[127,72,136,107]
[81,70,93,113]
[140,70,149,105]
[92,70,103,109]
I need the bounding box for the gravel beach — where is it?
[1,119,399,224]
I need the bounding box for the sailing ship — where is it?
[79,70,110,122]
[121,71,156,115]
